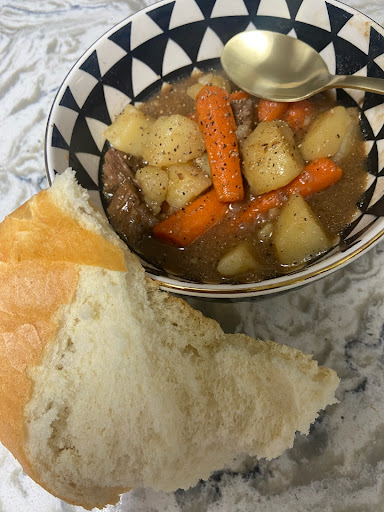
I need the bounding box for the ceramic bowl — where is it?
[45,0,384,300]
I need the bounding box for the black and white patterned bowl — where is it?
[45,0,384,300]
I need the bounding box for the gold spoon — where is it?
[221,30,384,102]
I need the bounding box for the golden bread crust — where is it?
[0,190,126,271]
[0,186,128,500]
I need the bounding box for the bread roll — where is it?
[0,170,339,510]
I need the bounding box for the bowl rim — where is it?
[148,226,384,297]
[44,0,384,299]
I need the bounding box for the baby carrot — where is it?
[284,100,313,130]
[235,191,284,224]
[235,158,342,225]
[257,99,289,122]
[195,85,244,202]
[286,157,343,197]
[153,188,229,247]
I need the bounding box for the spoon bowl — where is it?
[221,30,384,102]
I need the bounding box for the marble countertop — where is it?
[1,1,384,511]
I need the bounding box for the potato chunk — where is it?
[136,166,169,214]
[241,120,304,195]
[273,194,332,267]
[142,115,205,167]
[103,104,153,157]
[333,108,360,164]
[166,163,212,210]
[300,106,354,161]
[217,242,259,277]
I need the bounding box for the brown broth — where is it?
[140,76,196,117]
[104,72,368,284]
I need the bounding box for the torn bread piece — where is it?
[0,170,339,510]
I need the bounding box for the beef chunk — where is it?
[103,148,144,198]
[107,181,158,246]
[102,148,157,246]
[230,98,256,142]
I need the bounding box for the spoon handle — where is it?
[328,74,384,95]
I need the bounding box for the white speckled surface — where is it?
[1,1,384,511]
